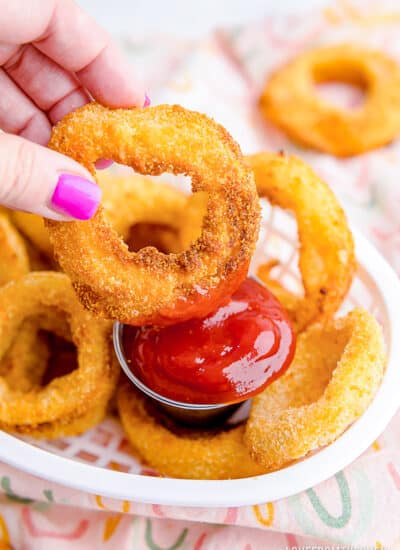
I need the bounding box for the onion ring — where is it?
[246,152,355,332]
[244,308,385,471]
[46,103,260,326]
[0,272,119,437]
[117,381,264,479]
[259,44,400,156]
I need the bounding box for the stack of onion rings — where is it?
[259,44,400,156]
[0,97,386,481]
[46,103,260,326]
[115,151,385,478]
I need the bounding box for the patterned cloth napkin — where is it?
[2,1,400,548]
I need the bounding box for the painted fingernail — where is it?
[144,93,151,107]
[51,174,101,220]
[95,158,113,170]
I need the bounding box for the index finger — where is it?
[0,0,145,108]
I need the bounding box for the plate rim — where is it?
[0,227,399,507]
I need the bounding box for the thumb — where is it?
[0,132,101,221]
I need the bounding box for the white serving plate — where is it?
[0,208,399,507]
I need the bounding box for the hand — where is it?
[0,0,148,220]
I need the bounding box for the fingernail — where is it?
[144,93,151,107]
[95,158,113,170]
[51,174,101,220]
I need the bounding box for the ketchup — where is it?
[122,278,296,404]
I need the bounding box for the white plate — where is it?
[0,226,399,507]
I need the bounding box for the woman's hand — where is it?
[0,0,147,220]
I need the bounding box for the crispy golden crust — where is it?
[117,382,265,479]
[0,305,72,394]
[244,309,385,471]
[0,319,50,392]
[260,44,400,156]
[246,152,355,332]
[46,103,260,325]
[0,213,30,286]
[178,191,208,250]
[0,272,119,428]
[1,401,108,439]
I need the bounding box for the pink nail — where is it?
[95,158,113,170]
[51,174,101,220]
[144,93,151,107]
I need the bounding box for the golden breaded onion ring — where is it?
[0,272,118,435]
[244,309,385,471]
[259,44,400,156]
[246,152,355,332]
[117,382,264,479]
[46,103,260,326]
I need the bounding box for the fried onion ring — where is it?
[244,309,385,471]
[46,103,260,326]
[246,152,355,332]
[0,272,119,436]
[259,44,400,156]
[117,381,264,479]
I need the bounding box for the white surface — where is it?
[0,228,399,507]
[77,0,329,39]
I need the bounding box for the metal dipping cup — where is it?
[113,322,244,427]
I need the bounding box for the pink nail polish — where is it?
[51,174,101,220]
[95,158,113,170]
[144,93,151,107]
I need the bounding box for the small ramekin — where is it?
[112,322,244,427]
